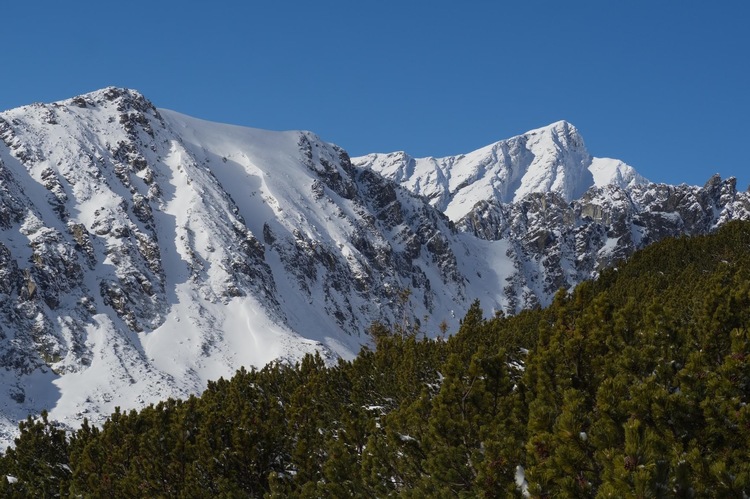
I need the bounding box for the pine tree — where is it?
[0,411,70,498]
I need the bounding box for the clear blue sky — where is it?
[3,1,749,189]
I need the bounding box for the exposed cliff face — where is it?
[0,88,746,446]
[457,175,750,311]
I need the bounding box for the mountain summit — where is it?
[0,88,746,445]
[353,120,647,221]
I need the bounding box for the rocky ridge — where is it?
[353,120,648,221]
[456,175,750,310]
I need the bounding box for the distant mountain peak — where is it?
[352,121,647,221]
[525,119,580,137]
[71,86,149,104]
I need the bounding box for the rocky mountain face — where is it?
[0,88,747,444]
[455,175,750,311]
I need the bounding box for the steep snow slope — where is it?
[0,89,331,443]
[353,121,647,221]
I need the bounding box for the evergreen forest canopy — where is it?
[2,221,750,498]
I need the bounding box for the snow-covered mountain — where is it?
[0,88,747,446]
[353,121,647,221]
[0,88,514,444]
